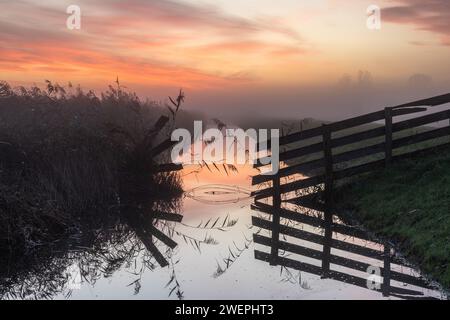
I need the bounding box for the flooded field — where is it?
[0,161,445,300]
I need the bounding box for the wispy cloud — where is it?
[0,0,308,88]
[383,0,450,45]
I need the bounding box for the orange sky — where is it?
[1,0,450,118]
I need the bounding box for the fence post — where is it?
[382,243,391,297]
[447,110,450,146]
[385,107,393,165]
[383,109,393,295]
[270,172,281,266]
[321,125,333,277]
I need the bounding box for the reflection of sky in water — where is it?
[52,162,445,300]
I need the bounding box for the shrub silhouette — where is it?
[0,80,183,254]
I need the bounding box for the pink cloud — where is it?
[0,0,308,89]
[383,0,450,45]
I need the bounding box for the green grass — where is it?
[335,146,450,288]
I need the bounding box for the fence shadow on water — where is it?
[251,199,444,299]
[251,93,450,300]
[0,198,184,299]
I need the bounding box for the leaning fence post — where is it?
[270,171,281,266]
[385,107,393,165]
[382,243,391,297]
[321,125,333,277]
[447,109,450,133]
[383,109,393,296]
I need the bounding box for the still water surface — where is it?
[36,164,445,300]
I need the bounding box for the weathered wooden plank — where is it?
[251,187,273,200]
[393,109,450,133]
[383,243,391,297]
[256,128,385,168]
[257,94,448,153]
[252,157,324,185]
[327,111,384,132]
[124,215,172,267]
[389,294,439,300]
[258,110,385,150]
[257,126,325,151]
[385,108,393,165]
[270,174,281,265]
[252,202,373,241]
[252,214,323,238]
[321,140,450,184]
[254,234,432,289]
[285,137,449,184]
[254,233,322,260]
[333,159,385,181]
[286,193,325,212]
[322,127,333,276]
[393,142,450,160]
[259,108,418,155]
[252,215,385,261]
[255,249,323,275]
[332,142,385,165]
[255,130,436,186]
[150,138,178,157]
[255,214,407,266]
[391,107,427,116]
[392,126,450,149]
[391,93,450,109]
[254,121,448,185]
[255,141,323,168]
[256,130,387,171]
[255,251,423,296]
[260,138,448,192]
[257,130,390,170]
[331,126,386,149]
[332,223,373,243]
[150,226,178,249]
[152,211,183,222]
[251,174,325,200]
[278,175,325,195]
[155,163,183,172]
[140,237,169,267]
[252,205,323,229]
[255,129,387,179]
[254,141,384,186]
[332,236,384,261]
[317,110,385,136]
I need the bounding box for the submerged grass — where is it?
[335,146,450,288]
[0,80,183,256]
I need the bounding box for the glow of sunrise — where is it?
[1,0,450,94]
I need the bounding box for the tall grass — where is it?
[0,80,183,254]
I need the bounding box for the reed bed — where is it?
[0,80,183,255]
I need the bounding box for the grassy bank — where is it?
[0,80,183,255]
[335,146,450,288]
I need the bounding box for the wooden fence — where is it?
[251,93,450,298]
[252,201,436,299]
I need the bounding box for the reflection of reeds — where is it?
[0,197,185,299]
[181,213,238,231]
[213,235,253,278]
[166,253,184,299]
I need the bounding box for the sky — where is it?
[1,0,450,120]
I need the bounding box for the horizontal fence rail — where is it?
[251,93,449,299]
[253,93,450,189]
[257,93,450,151]
[252,205,435,297]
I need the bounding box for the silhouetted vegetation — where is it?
[0,80,183,259]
